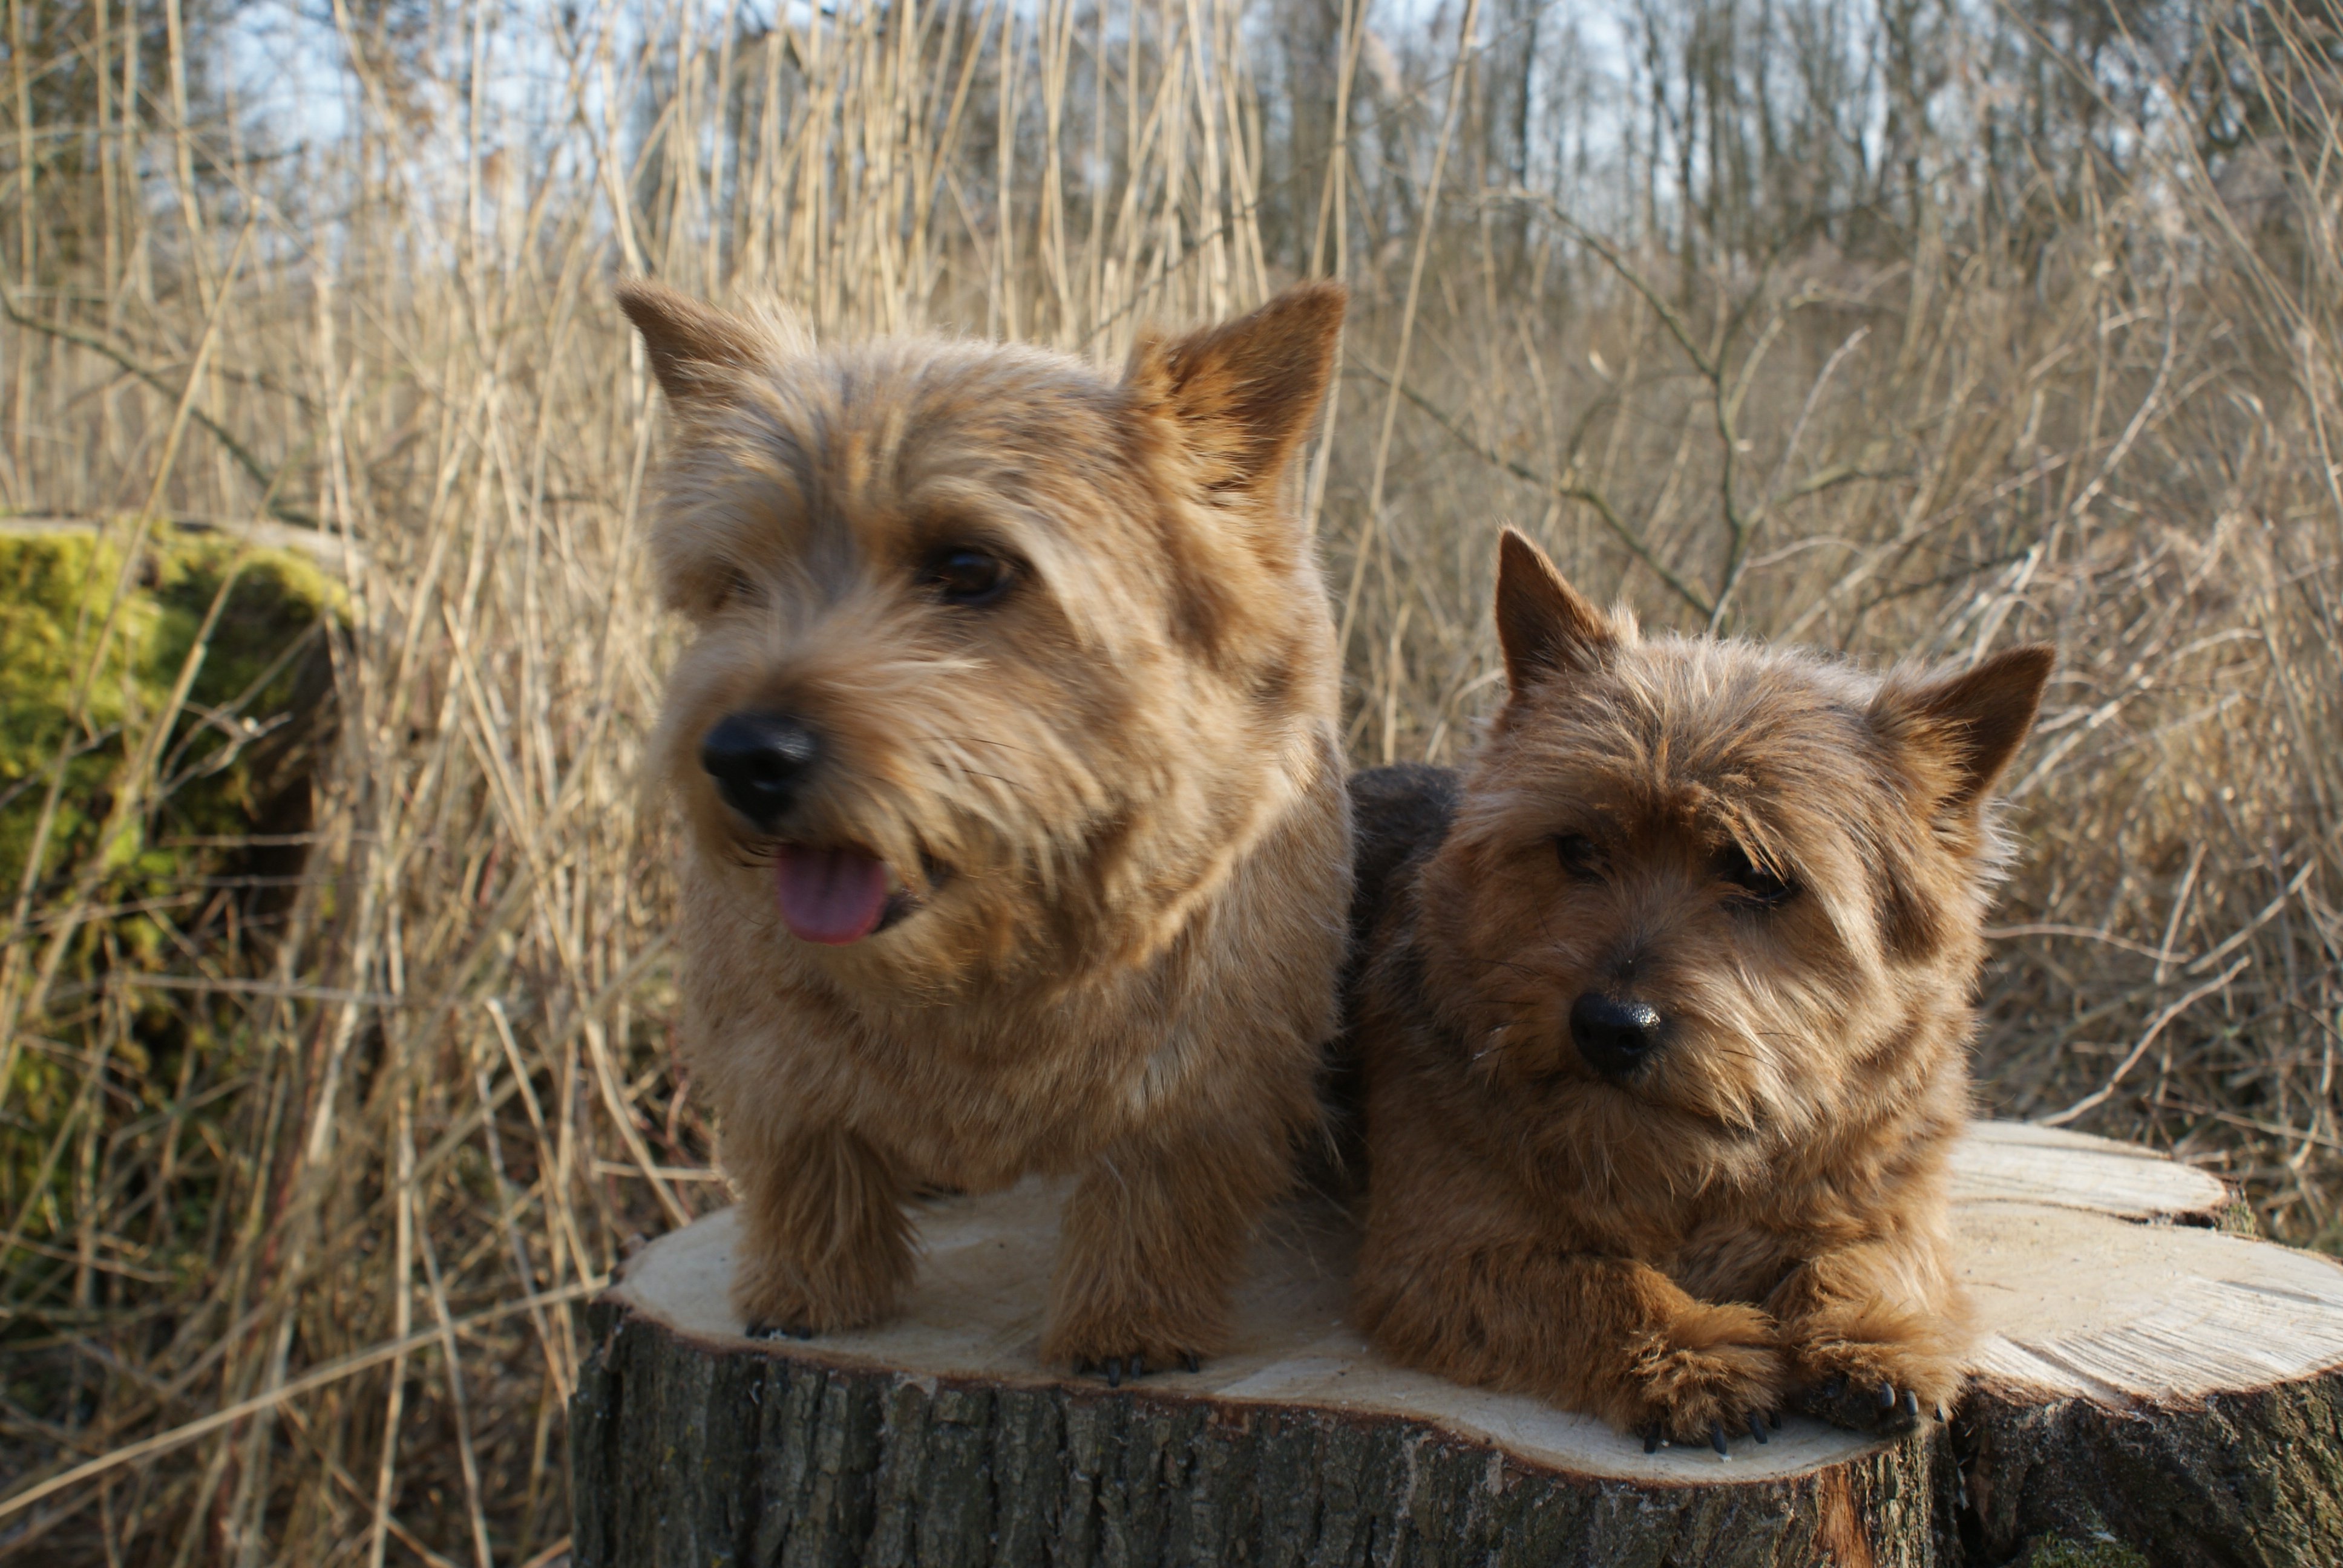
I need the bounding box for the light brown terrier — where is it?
[618,280,1352,1377]
[1346,529,2051,1452]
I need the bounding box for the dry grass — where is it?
[1,0,2339,1560]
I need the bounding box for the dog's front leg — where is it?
[1356,1230,1788,1451]
[726,1120,916,1338]
[1041,1120,1286,1379]
[1767,1238,1969,1431]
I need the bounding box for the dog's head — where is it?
[1414,530,2051,1174]
[621,281,1345,991]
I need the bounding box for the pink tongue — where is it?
[773,847,891,945]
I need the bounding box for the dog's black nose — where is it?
[701,712,819,826]
[1570,994,1665,1078]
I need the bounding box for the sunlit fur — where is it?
[624,280,1354,1369]
[1348,529,2052,1445]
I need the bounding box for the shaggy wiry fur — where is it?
[1347,528,2051,1450]
[620,279,1352,1375]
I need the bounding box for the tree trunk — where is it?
[570,1122,2343,1568]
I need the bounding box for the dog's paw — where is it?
[1042,1302,1219,1385]
[1619,1300,1789,1452]
[730,1250,890,1341]
[1789,1334,1964,1434]
[743,1319,818,1342]
[1065,1349,1205,1387]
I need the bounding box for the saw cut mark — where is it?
[1948,1121,2229,1223]
[1959,1203,2343,1402]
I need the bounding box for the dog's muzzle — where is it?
[1570,994,1665,1079]
[701,711,820,828]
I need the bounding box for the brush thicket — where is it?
[2,0,2338,1560]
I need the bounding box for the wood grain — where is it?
[572,1122,2343,1567]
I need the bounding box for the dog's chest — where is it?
[1662,1209,1802,1302]
[829,1006,1170,1184]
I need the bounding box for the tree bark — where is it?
[1954,1204,2343,1566]
[571,1122,2343,1568]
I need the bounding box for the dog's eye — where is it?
[919,548,1017,607]
[714,567,760,609]
[1554,834,1603,880]
[1720,844,1796,908]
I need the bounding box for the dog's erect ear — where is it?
[1494,529,1616,697]
[1873,643,2055,814]
[1125,281,1346,498]
[617,279,773,406]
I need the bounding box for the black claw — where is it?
[1182,1352,1201,1374]
[1902,1390,1921,1420]
[745,1320,814,1342]
[1710,1422,1730,1456]
[1748,1411,1768,1444]
[1935,1402,1948,1422]
[1642,1423,1661,1454]
[1877,1382,1898,1410]
[1768,1409,1781,1429]
[1106,1357,1123,1388]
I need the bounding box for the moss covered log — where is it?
[1,516,339,1273]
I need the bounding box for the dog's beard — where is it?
[658,607,1286,1001]
[698,768,1145,1002]
[1452,936,1910,1189]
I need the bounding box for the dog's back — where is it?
[1308,762,1460,1195]
[1345,762,1460,959]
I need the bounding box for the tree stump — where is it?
[570,1122,2343,1568]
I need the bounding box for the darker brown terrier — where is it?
[1346,528,2051,1451]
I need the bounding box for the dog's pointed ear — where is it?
[1125,281,1346,498]
[617,279,772,406]
[1873,643,2054,814]
[1495,529,1616,697]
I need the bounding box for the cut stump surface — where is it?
[571,1122,2343,1568]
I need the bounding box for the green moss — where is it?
[2019,1534,2152,1568]
[1,526,337,906]
[2,524,337,1252]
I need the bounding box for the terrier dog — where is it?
[1346,529,2050,1451]
[620,280,1352,1377]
